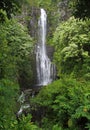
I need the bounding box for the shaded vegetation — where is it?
[0,79,19,130]
[0,0,30,19]
[0,0,90,130]
[31,77,90,130]
[69,0,90,18]
[0,18,34,85]
[0,7,35,129]
[52,17,90,79]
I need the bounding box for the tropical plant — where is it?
[0,79,19,130]
[31,77,90,130]
[53,17,90,78]
[16,114,41,130]
[0,18,34,85]
[0,0,30,19]
[69,0,90,18]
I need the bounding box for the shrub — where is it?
[0,19,34,86]
[0,79,19,130]
[16,114,41,130]
[31,77,90,130]
[52,17,90,78]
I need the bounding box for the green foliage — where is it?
[53,17,90,78]
[41,117,62,130]
[0,0,30,19]
[0,79,40,130]
[1,1,90,130]
[52,124,62,130]
[0,112,41,130]
[31,77,90,130]
[29,0,60,43]
[0,9,8,23]
[0,79,19,130]
[39,0,60,41]
[69,0,90,18]
[14,114,41,130]
[0,18,34,85]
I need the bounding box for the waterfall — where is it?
[17,92,30,116]
[36,8,55,86]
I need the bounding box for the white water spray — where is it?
[36,9,55,86]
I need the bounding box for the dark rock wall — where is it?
[17,2,71,89]
[28,7,40,39]
[58,0,71,21]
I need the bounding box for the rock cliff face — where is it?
[28,7,54,57]
[18,1,71,89]
[16,1,71,89]
[28,7,40,39]
[58,0,71,21]
[29,8,56,88]
[14,7,39,89]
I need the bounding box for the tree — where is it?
[53,17,90,77]
[0,0,30,20]
[31,77,90,130]
[69,0,90,18]
[0,79,19,130]
[0,18,34,84]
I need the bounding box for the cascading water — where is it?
[36,8,55,86]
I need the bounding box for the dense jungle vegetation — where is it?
[0,0,90,130]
